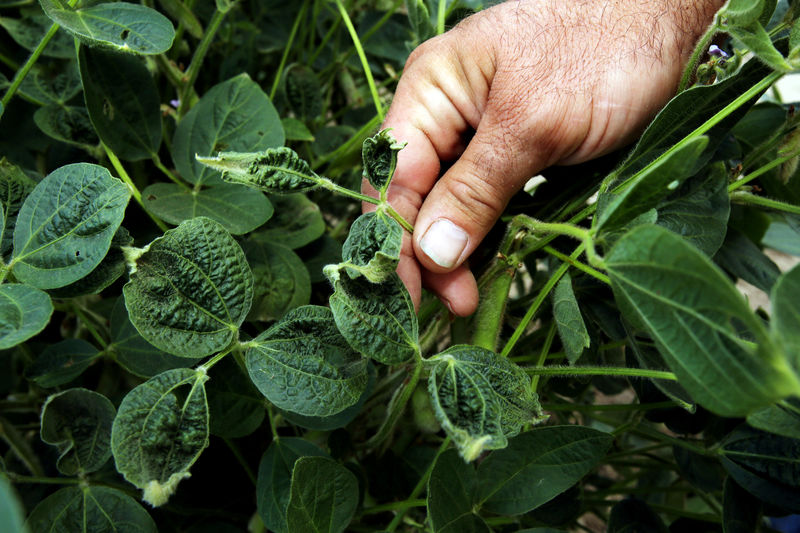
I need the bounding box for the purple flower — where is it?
[709,45,728,58]
[170,99,180,108]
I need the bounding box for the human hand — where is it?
[364,0,724,316]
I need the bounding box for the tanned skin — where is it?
[362,0,726,316]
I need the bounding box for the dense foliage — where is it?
[1,0,800,531]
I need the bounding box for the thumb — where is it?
[412,109,551,273]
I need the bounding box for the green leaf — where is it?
[156,0,203,39]
[109,297,202,378]
[476,426,612,514]
[256,438,327,533]
[341,210,402,282]
[79,46,162,161]
[206,356,264,438]
[301,234,343,283]
[327,269,418,365]
[747,398,800,439]
[245,305,368,417]
[281,117,315,142]
[243,239,311,321]
[728,22,793,72]
[174,74,284,186]
[723,477,763,533]
[427,345,544,461]
[253,194,324,249]
[772,264,800,369]
[25,485,156,533]
[197,147,321,193]
[428,449,490,533]
[0,284,52,350]
[0,14,73,58]
[625,331,695,412]
[286,456,359,533]
[552,273,589,364]
[39,0,175,55]
[405,0,435,43]
[111,368,209,507]
[714,228,780,293]
[720,425,800,512]
[123,217,253,358]
[26,339,100,388]
[606,224,800,417]
[11,163,131,290]
[606,498,669,533]
[596,136,708,232]
[40,388,116,475]
[0,476,27,533]
[33,105,99,149]
[362,129,405,198]
[284,64,323,123]
[19,61,81,105]
[0,158,36,259]
[656,162,730,256]
[142,182,274,235]
[724,0,765,26]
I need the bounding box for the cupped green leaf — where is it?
[596,136,708,232]
[327,269,418,365]
[606,224,800,417]
[174,73,284,186]
[19,61,81,105]
[142,182,274,235]
[720,425,800,512]
[26,339,100,388]
[772,264,800,369]
[256,438,327,533]
[11,163,131,289]
[25,485,156,533]
[243,239,310,321]
[123,217,253,358]
[40,388,116,475]
[476,426,613,514]
[0,476,27,533]
[284,64,323,123]
[362,129,405,198]
[0,284,52,350]
[427,345,544,461]
[109,297,201,378]
[428,449,490,533]
[552,273,589,364]
[341,210,402,282]
[197,147,320,193]
[286,456,359,533]
[206,356,264,438]
[33,105,99,149]
[79,46,162,161]
[253,194,324,249]
[39,0,175,55]
[0,158,36,259]
[111,368,209,507]
[245,305,368,417]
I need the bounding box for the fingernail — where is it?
[419,219,468,268]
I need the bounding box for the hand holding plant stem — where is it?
[369,0,725,316]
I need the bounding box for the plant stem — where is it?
[361,499,427,516]
[543,245,610,284]
[677,16,720,92]
[383,205,414,233]
[152,155,191,191]
[0,23,60,112]
[269,0,309,100]
[437,0,446,34]
[223,438,256,487]
[333,0,384,121]
[500,243,584,357]
[178,6,229,117]
[102,143,169,232]
[0,416,44,476]
[543,400,678,412]
[519,218,603,268]
[313,113,381,168]
[530,322,557,393]
[72,304,107,348]
[365,359,422,451]
[386,437,450,532]
[729,144,800,192]
[472,255,516,351]
[196,345,235,373]
[5,473,80,485]
[524,365,677,381]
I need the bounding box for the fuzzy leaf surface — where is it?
[111,368,209,507]
[606,224,800,416]
[361,129,405,197]
[286,456,358,533]
[552,273,589,364]
[427,345,543,461]
[0,284,52,350]
[197,147,320,193]
[243,239,310,321]
[174,74,283,186]
[245,305,368,417]
[39,0,175,55]
[123,217,253,358]
[0,159,36,259]
[11,163,130,289]
[40,388,116,475]
[341,210,402,282]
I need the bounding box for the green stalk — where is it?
[72,304,108,348]
[196,345,235,373]
[729,143,800,192]
[0,416,44,476]
[524,365,677,381]
[269,0,309,100]
[152,155,191,191]
[333,0,384,121]
[730,191,800,215]
[530,322,557,393]
[361,499,427,516]
[472,262,515,351]
[677,16,720,92]
[364,359,422,451]
[4,474,80,485]
[178,6,229,117]
[436,0,446,34]
[223,438,256,487]
[102,143,169,232]
[313,113,382,168]
[543,245,610,284]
